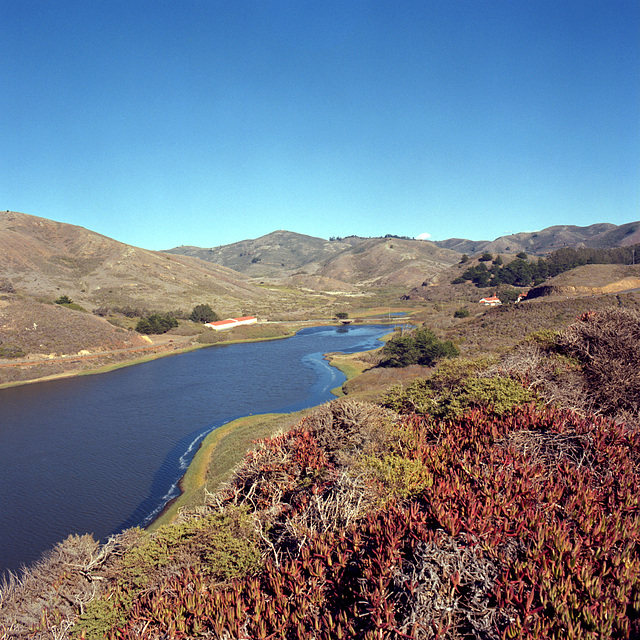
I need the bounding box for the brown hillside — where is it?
[168,232,461,289]
[315,237,460,287]
[434,221,638,256]
[166,231,363,278]
[0,212,300,315]
[527,264,640,299]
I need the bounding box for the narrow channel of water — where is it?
[0,324,390,575]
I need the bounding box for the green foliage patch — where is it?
[382,358,534,419]
[135,313,178,334]
[379,325,459,368]
[74,507,260,639]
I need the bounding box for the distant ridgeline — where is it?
[453,244,640,289]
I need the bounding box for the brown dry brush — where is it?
[0,531,138,640]
[555,307,640,417]
[495,306,640,429]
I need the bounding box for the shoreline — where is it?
[0,317,400,390]
[146,341,390,530]
[0,326,304,390]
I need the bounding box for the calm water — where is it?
[0,324,389,574]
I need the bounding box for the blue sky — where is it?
[2,1,638,250]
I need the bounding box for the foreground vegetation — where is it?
[1,304,639,639]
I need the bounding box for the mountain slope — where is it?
[434,221,638,256]
[168,232,461,288]
[0,212,288,314]
[315,237,461,286]
[166,231,364,278]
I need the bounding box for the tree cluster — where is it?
[379,325,459,367]
[453,256,546,288]
[135,313,178,335]
[453,244,640,289]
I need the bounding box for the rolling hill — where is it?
[433,221,639,256]
[0,211,296,316]
[167,231,462,289]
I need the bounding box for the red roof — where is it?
[235,316,256,322]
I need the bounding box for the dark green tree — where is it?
[190,304,218,324]
[55,295,73,305]
[335,311,349,319]
[136,313,179,335]
[479,252,493,262]
[380,326,459,368]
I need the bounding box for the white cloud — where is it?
[416,232,431,240]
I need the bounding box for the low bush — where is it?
[383,374,535,419]
[555,307,640,417]
[379,325,459,368]
[135,313,178,335]
[73,507,260,639]
[0,343,26,358]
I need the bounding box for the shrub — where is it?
[135,313,178,335]
[555,307,640,416]
[54,294,72,305]
[0,343,26,358]
[453,308,470,318]
[74,507,260,639]
[189,303,218,324]
[382,358,534,419]
[379,325,459,368]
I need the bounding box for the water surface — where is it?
[0,324,389,574]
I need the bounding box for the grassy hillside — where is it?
[0,212,333,316]
[2,295,639,640]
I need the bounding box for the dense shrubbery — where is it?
[379,325,459,367]
[0,343,26,359]
[135,313,178,335]
[68,400,640,640]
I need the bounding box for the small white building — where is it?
[479,295,502,306]
[204,316,258,331]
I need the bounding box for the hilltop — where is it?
[433,221,640,256]
[0,212,303,317]
[167,231,462,289]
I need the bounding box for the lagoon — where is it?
[0,324,389,575]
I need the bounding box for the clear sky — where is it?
[2,1,638,250]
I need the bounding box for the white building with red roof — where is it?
[204,316,258,331]
[478,294,502,306]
